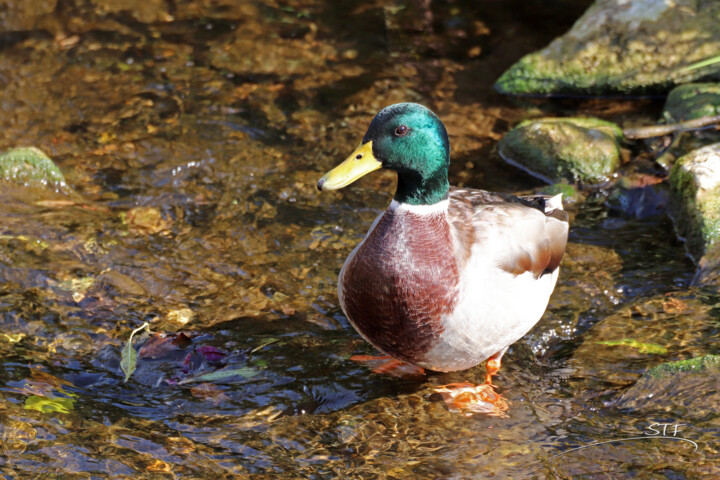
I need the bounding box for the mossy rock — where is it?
[0,147,68,191]
[495,0,720,96]
[498,117,622,184]
[668,143,720,261]
[615,355,720,416]
[645,355,720,378]
[663,83,720,123]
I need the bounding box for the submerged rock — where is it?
[498,117,623,184]
[615,355,720,417]
[668,143,720,262]
[524,242,622,358]
[0,147,68,191]
[495,0,720,96]
[569,291,716,391]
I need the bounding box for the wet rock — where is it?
[568,291,716,393]
[606,174,668,219]
[495,0,720,96]
[652,83,720,169]
[663,83,720,123]
[498,117,623,184]
[668,143,720,262]
[0,147,68,191]
[615,355,720,418]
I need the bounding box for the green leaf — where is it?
[120,322,150,383]
[24,395,75,414]
[680,55,720,72]
[178,367,259,385]
[597,339,668,354]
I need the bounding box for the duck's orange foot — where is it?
[434,382,509,417]
[349,355,426,378]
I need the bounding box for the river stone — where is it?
[654,83,720,171]
[497,117,622,184]
[495,0,720,96]
[668,143,720,262]
[663,83,720,123]
[615,355,720,417]
[568,291,718,388]
[0,147,68,191]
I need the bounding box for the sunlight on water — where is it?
[0,1,716,478]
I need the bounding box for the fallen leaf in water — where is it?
[121,322,151,382]
[178,366,259,384]
[197,345,226,363]
[24,395,75,414]
[139,332,193,359]
[190,383,230,404]
[120,339,138,383]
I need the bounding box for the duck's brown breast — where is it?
[339,208,460,364]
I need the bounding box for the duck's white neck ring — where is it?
[389,199,449,215]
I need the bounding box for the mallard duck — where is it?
[317,103,568,411]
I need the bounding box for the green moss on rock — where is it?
[498,117,622,184]
[495,0,720,96]
[663,83,720,123]
[646,355,720,378]
[616,354,720,414]
[0,147,67,190]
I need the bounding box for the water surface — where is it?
[0,1,717,478]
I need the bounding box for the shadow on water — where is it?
[0,0,717,478]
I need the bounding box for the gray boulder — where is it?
[496,0,720,96]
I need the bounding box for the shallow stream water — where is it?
[0,1,718,478]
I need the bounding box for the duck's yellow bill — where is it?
[317,141,381,191]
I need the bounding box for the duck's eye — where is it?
[394,125,409,137]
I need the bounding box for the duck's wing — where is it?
[447,187,569,278]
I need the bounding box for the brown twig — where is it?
[623,114,720,140]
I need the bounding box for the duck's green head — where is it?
[317,103,450,205]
